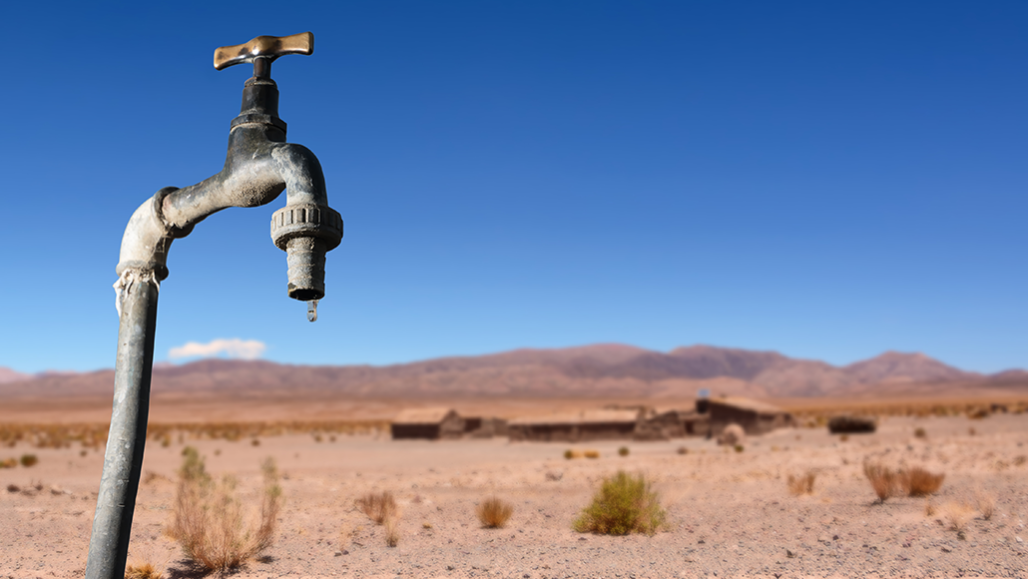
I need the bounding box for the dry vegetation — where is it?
[863,462,945,502]
[356,491,398,525]
[974,487,996,520]
[383,516,401,547]
[787,471,817,496]
[166,447,282,572]
[903,467,946,497]
[0,420,389,451]
[476,497,514,528]
[573,471,667,536]
[788,399,1028,427]
[124,562,163,579]
[941,501,976,531]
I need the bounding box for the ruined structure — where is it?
[707,397,794,436]
[390,408,465,440]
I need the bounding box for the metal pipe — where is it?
[84,32,342,579]
[85,276,159,579]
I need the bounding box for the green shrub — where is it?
[19,454,38,467]
[573,471,666,535]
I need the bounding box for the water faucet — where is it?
[117,32,343,317]
[86,33,342,579]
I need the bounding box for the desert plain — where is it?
[2,402,1028,579]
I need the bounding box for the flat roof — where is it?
[509,409,639,426]
[392,407,456,425]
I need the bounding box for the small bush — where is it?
[618,447,629,457]
[941,501,974,531]
[584,450,600,459]
[0,457,16,469]
[924,499,936,517]
[166,447,282,571]
[974,487,995,520]
[863,462,898,503]
[383,515,400,547]
[356,491,397,524]
[733,444,744,453]
[900,467,944,497]
[477,497,514,528]
[573,471,666,535]
[968,427,976,436]
[787,471,816,496]
[676,447,688,455]
[913,427,927,439]
[125,562,162,579]
[20,454,38,467]
[564,449,582,460]
[828,415,876,434]
[251,439,260,447]
[968,408,990,420]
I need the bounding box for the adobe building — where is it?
[507,409,641,442]
[632,407,712,440]
[706,396,794,437]
[390,408,465,440]
[461,416,509,438]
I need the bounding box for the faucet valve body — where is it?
[271,202,343,301]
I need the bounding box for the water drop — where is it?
[307,299,318,322]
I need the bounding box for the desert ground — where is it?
[2,409,1027,579]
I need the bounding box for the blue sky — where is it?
[1,1,1025,374]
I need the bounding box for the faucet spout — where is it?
[116,78,342,301]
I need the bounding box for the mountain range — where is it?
[2,344,1026,402]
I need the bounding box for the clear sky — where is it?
[1,1,1025,374]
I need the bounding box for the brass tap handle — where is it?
[213,32,314,71]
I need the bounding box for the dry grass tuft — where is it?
[863,462,898,503]
[166,447,282,572]
[900,467,945,497]
[618,447,630,457]
[564,449,582,460]
[477,497,514,528]
[864,462,944,501]
[124,562,162,579]
[573,471,666,535]
[383,515,400,547]
[974,487,995,520]
[584,450,600,459]
[941,501,975,531]
[924,499,936,517]
[787,471,817,496]
[356,491,397,524]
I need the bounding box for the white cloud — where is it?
[168,338,267,361]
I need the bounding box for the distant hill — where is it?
[0,367,30,384]
[1,344,1023,403]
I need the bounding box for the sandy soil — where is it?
[2,413,1027,579]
